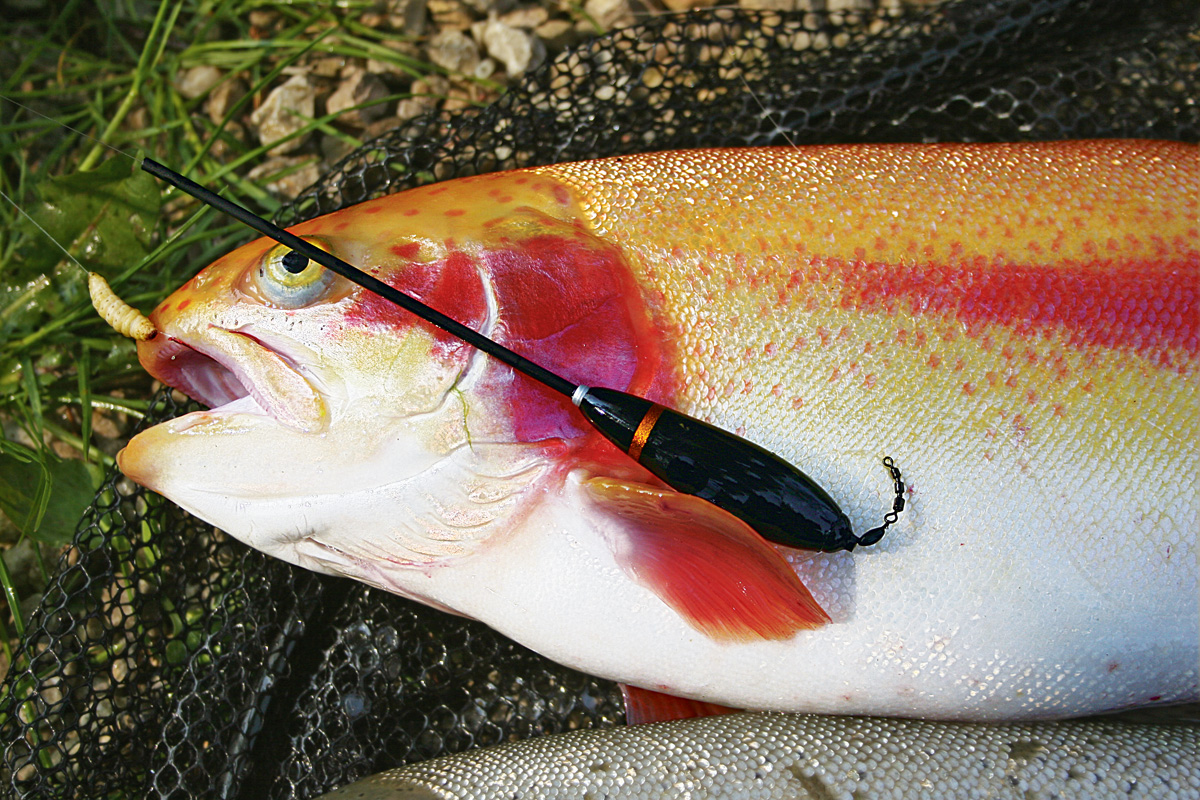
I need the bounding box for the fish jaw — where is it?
[134,327,328,433]
[125,416,563,583]
[119,341,563,578]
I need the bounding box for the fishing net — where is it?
[2,0,1197,797]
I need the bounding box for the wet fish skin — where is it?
[316,712,1200,800]
[319,714,1200,800]
[120,142,1199,720]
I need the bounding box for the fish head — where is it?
[118,172,673,592]
[121,167,831,646]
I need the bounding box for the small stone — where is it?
[412,74,451,97]
[584,0,634,30]
[250,75,317,155]
[662,0,717,8]
[737,0,797,9]
[387,0,429,35]
[90,411,120,440]
[126,106,149,133]
[427,28,481,74]
[247,156,322,199]
[206,77,248,125]
[174,65,223,100]
[394,98,430,121]
[442,89,473,112]
[481,18,543,76]
[367,40,423,76]
[396,78,444,119]
[428,0,474,30]
[307,56,347,79]
[534,19,575,49]
[327,70,390,128]
[442,81,488,111]
[111,657,132,683]
[209,120,246,159]
[363,116,409,139]
[248,9,279,30]
[499,5,548,28]
[359,11,388,28]
[474,58,498,80]
[321,134,357,167]
[462,0,514,14]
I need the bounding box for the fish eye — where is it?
[254,238,337,308]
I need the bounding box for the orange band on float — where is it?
[629,403,666,461]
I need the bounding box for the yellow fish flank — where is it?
[120,141,1198,720]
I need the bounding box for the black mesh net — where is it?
[2,0,1197,797]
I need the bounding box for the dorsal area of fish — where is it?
[119,141,1199,720]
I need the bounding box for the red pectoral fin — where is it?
[582,477,830,643]
[621,685,740,725]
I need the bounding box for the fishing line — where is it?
[1,179,157,341]
[139,156,905,552]
[3,94,162,339]
[0,186,90,274]
[739,75,800,150]
[721,19,798,152]
[2,95,141,165]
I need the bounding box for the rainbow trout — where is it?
[119,142,1199,720]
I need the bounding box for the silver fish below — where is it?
[315,711,1199,799]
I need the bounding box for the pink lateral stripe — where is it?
[831,254,1199,360]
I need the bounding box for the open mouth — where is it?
[145,337,248,407]
[138,328,328,432]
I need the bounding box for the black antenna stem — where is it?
[140,157,576,398]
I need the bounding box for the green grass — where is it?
[0,0,474,669]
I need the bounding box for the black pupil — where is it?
[282,250,309,274]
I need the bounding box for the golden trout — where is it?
[314,712,1200,800]
[119,141,1199,720]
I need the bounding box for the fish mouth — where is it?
[139,326,327,433]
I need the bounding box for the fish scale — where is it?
[317,712,1200,800]
[119,142,1197,721]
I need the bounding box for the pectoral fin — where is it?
[582,477,830,643]
[620,685,739,725]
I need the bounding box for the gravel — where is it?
[180,0,654,198]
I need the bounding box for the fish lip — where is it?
[139,325,327,432]
[141,335,245,408]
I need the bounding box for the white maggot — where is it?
[88,272,156,341]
